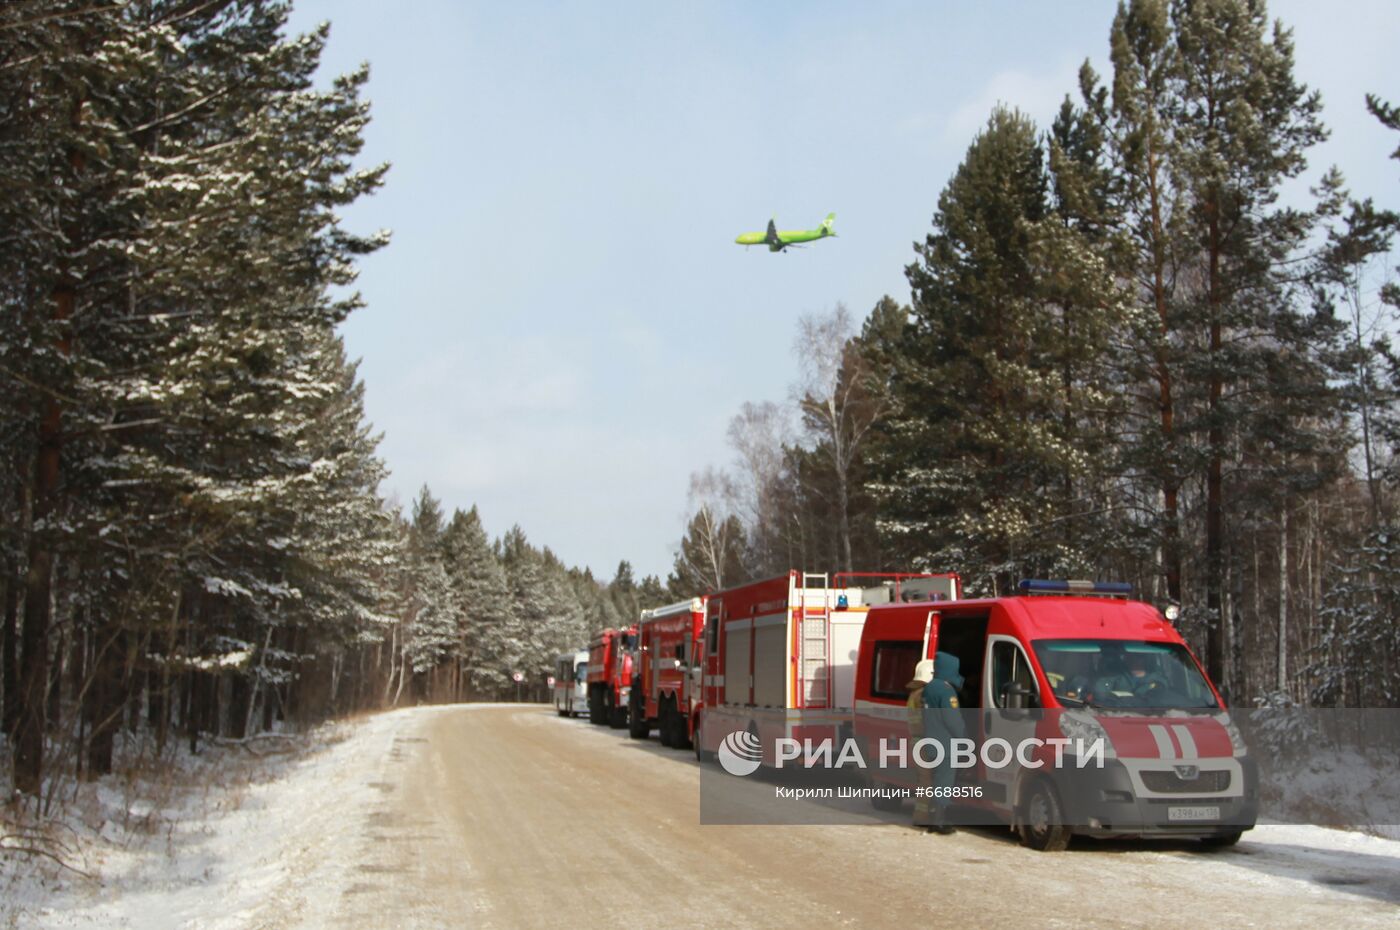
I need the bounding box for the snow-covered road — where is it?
[9,704,1399,928]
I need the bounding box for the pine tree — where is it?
[1095,0,1195,605]
[875,106,1097,591]
[1170,0,1329,690]
[1,0,390,786]
[441,506,516,697]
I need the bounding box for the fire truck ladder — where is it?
[799,572,831,708]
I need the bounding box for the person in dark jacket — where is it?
[920,652,966,833]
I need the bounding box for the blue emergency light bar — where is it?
[1018,579,1133,596]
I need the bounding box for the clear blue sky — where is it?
[285,0,1400,582]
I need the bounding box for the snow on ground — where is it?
[3,705,1399,928]
[0,706,466,929]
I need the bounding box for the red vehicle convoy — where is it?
[694,571,961,761]
[587,626,636,728]
[628,597,707,748]
[850,580,1257,850]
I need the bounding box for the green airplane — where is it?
[735,213,836,252]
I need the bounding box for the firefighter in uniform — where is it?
[905,659,936,828]
[921,652,966,834]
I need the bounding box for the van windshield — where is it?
[1031,640,1218,709]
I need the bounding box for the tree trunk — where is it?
[229,673,251,740]
[85,625,124,778]
[2,562,18,738]
[1277,503,1289,693]
[1204,205,1226,690]
[836,471,853,575]
[17,83,85,798]
[1146,139,1183,606]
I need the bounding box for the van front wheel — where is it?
[1019,781,1072,852]
[1200,831,1243,849]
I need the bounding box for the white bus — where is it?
[554,650,589,717]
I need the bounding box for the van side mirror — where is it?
[1003,682,1033,712]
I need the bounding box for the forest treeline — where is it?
[3,0,1398,810]
[0,1,667,806]
[668,0,1400,710]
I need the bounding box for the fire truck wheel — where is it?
[693,718,712,763]
[588,688,602,725]
[671,709,693,750]
[603,689,617,727]
[628,691,649,739]
[1199,831,1243,849]
[658,699,676,747]
[1018,780,1072,852]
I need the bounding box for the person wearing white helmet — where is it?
[905,659,937,830]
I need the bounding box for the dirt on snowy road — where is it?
[315,704,1399,929]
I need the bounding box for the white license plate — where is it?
[1168,806,1220,822]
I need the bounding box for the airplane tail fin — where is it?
[821,212,836,235]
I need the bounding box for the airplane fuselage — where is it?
[735,214,836,251]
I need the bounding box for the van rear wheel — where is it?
[1019,780,1072,852]
[870,785,904,812]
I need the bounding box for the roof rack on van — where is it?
[1017,579,1133,598]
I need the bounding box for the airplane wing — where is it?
[765,219,780,247]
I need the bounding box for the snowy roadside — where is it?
[5,704,1399,929]
[0,705,463,930]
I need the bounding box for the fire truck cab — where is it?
[628,597,706,748]
[587,626,636,728]
[553,650,589,717]
[852,580,1257,850]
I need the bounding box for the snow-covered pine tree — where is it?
[1168,0,1331,694]
[872,106,1123,592]
[441,506,516,698]
[1,0,391,786]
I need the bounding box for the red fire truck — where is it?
[587,626,636,728]
[694,571,960,761]
[850,579,1256,850]
[628,596,707,748]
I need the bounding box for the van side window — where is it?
[871,641,921,700]
[991,641,1040,709]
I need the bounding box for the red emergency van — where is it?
[628,597,706,748]
[587,626,636,728]
[851,580,1257,850]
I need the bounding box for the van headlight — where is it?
[1218,713,1248,756]
[1057,710,1116,759]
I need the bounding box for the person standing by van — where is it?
[921,652,966,834]
[905,659,936,829]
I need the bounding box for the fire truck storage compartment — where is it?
[753,614,787,708]
[724,622,749,705]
